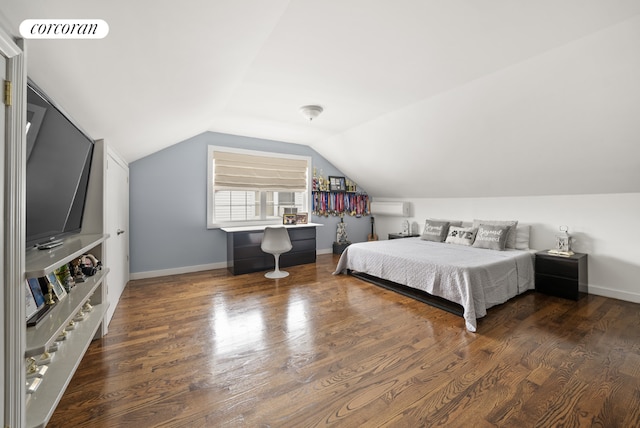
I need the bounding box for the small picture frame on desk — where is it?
[46,272,67,301]
[296,212,308,224]
[329,176,346,192]
[283,213,297,225]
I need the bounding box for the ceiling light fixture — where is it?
[299,105,324,121]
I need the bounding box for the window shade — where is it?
[213,151,307,191]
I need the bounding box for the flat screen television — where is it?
[26,79,95,249]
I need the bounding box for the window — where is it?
[207,146,311,228]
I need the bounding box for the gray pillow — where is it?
[430,218,463,228]
[421,220,450,242]
[472,224,510,250]
[473,219,518,249]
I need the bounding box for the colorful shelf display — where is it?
[311,169,369,217]
[312,191,370,217]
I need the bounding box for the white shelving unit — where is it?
[20,139,110,428]
[24,233,109,428]
[25,234,109,357]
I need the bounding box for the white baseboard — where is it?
[588,284,640,304]
[130,262,227,280]
[130,250,335,280]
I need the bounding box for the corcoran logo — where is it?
[20,19,109,39]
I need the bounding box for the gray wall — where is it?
[129,131,370,274]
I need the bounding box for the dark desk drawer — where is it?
[234,237,315,260]
[235,244,268,260]
[232,256,272,275]
[291,238,316,253]
[231,251,315,274]
[230,231,264,246]
[289,227,316,241]
[281,250,315,267]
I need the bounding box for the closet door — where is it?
[105,148,129,328]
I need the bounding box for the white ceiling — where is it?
[2,1,640,198]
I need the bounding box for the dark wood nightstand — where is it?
[388,233,420,240]
[333,241,351,255]
[535,251,588,300]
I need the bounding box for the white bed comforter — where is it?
[334,238,535,332]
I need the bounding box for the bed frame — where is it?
[348,269,464,317]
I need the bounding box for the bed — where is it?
[333,237,535,332]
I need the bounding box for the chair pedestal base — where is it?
[261,229,293,279]
[265,270,289,279]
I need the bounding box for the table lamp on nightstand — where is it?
[549,225,574,256]
[402,219,410,236]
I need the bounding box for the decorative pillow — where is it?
[473,219,518,249]
[445,226,477,246]
[421,220,450,242]
[515,224,531,250]
[472,224,510,250]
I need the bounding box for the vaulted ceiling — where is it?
[2,1,640,198]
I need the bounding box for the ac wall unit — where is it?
[370,201,410,217]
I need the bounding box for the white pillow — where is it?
[445,226,477,246]
[515,224,531,250]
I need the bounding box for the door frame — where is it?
[0,25,26,428]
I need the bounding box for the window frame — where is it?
[207,145,311,229]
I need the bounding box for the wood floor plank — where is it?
[46,254,640,427]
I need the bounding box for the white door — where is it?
[105,149,129,327]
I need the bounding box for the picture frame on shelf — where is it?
[329,176,346,192]
[46,271,67,301]
[27,277,54,327]
[296,212,308,224]
[25,281,40,321]
[27,277,46,308]
[283,213,297,225]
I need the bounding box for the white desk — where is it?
[221,222,323,233]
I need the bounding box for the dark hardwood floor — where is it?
[48,254,640,427]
